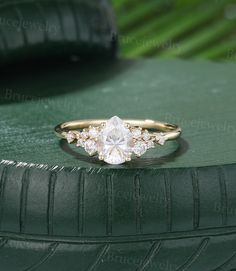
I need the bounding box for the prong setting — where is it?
[99,155,104,161]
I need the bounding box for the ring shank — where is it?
[55,119,181,141]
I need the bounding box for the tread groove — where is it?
[54,0,65,40]
[23,242,58,271]
[87,244,110,271]
[176,238,209,271]
[34,1,49,42]
[19,169,30,233]
[0,26,8,57]
[164,171,172,232]
[134,173,142,234]
[0,166,8,230]
[136,241,162,271]
[14,5,28,48]
[69,0,80,42]
[78,170,85,236]
[106,174,113,236]
[218,166,228,226]
[47,172,57,236]
[192,168,200,230]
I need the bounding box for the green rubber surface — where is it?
[0,0,117,65]
[0,58,235,169]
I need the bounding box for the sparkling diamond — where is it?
[89,127,99,138]
[81,130,89,139]
[77,139,85,147]
[97,116,134,165]
[143,130,150,141]
[132,128,142,139]
[133,141,147,156]
[156,133,166,145]
[84,139,97,155]
[65,131,76,143]
[147,140,155,149]
[159,138,166,145]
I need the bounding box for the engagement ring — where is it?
[55,116,181,165]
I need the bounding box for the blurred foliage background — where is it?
[112,0,236,61]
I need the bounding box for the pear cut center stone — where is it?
[97,116,134,165]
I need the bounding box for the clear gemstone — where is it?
[97,116,134,165]
[159,138,166,145]
[77,139,85,147]
[81,130,89,139]
[84,140,97,155]
[147,140,155,149]
[133,141,147,156]
[156,133,166,145]
[89,127,99,138]
[65,131,75,143]
[132,128,142,139]
[143,130,150,141]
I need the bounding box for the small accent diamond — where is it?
[131,128,142,139]
[159,138,165,145]
[88,127,99,138]
[65,131,76,143]
[147,140,155,149]
[143,130,150,141]
[133,141,147,156]
[81,130,89,139]
[156,133,166,145]
[84,139,97,155]
[76,139,85,147]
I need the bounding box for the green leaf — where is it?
[113,0,236,61]
[195,39,236,60]
[159,19,236,58]
[124,4,226,57]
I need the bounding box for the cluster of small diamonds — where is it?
[63,125,166,158]
[130,127,166,157]
[78,126,100,156]
[63,126,100,156]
